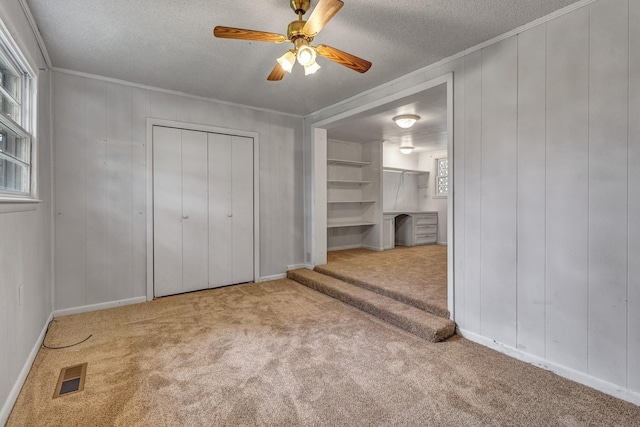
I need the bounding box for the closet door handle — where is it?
[227,214,233,218]
[182,215,189,219]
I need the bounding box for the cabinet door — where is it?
[181,130,209,292]
[231,136,254,283]
[208,134,254,286]
[208,133,233,287]
[383,216,395,250]
[153,126,184,297]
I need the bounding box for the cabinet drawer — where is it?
[415,214,437,225]
[416,225,437,235]
[416,234,437,245]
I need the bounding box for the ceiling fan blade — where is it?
[302,0,344,37]
[267,64,287,81]
[316,45,372,73]
[213,26,287,43]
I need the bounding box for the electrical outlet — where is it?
[19,284,23,306]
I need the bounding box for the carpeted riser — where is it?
[287,270,455,343]
[314,265,450,319]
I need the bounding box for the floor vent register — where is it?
[53,363,87,398]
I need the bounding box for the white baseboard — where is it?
[259,265,310,283]
[1,312,54,426]
[328,244,363,251]
[53,296,146,318]
[258,273,287,282]
[457,328,640,406]
[362,245,384,252]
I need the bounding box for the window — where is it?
[0,18,36,202]
[435,157,448,197]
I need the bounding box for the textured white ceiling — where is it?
[26,0,580,115]
[327,83,448,152]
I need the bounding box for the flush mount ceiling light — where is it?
[393,114,420,129]
[399,144,415,154]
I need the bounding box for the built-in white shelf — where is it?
[383,166,429,174]
[328,158,372,167]
[327,200,376,204]
[327,179,372,185]
[327,221,376,229]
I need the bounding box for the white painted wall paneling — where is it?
[106,83,134,302]
[84,78,108,304]
[587,0,629,387]
[303,0,640,404]
[54,72,86,309]
[53,71,304,309]
[463,51,482,334]
[0,2,53,421]
[480,36,518,347]
[629,0,640,393]
[131,88,150,298]
[515,23,547,357]
[544,7,590,373]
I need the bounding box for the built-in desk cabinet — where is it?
[392,212,438,247]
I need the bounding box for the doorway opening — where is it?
[308,73,454,322]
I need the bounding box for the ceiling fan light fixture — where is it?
[297,44,316,67]
[393,114,420,129]
[304,60,321,75]
[277,50,296,73]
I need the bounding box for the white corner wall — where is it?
[305,0,640,404]
[0,1,53,424]
[52,70,305,310]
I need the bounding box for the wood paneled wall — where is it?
[0,1,53,421]
[306,0,640,396]
[53,71,304,310]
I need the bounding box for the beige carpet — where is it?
[9,280,640,426]
[288,269,455,342]
[318,246,449,318]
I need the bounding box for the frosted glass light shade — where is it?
[304,61,321,75]
[399,145,415,154]
[277,51,296,73]
[393,114,420,129]
[297,45,316,66]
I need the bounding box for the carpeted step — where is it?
[314,264,450,319]
[287,269,455,343]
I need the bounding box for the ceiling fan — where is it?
[213,0,372,81]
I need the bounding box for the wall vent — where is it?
[53,363,87,398]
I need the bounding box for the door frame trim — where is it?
[145,118,260,301]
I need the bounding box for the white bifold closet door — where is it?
[153,126,253,297]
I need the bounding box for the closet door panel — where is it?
[181,130,209,293]
[208,133,233,287]
[153,126,183,297]
[231,136,254,283]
